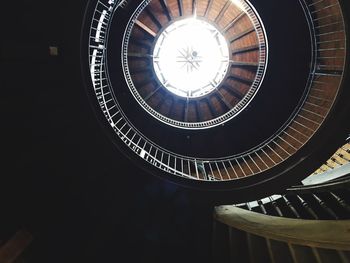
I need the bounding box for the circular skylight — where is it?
[122,0,268,129]
[152,18,230,98]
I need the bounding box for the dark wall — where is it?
[1,1,214,262]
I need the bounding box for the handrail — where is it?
[85,0,348,183]
[215,206,350,251]
[0,229,33,263]
[288,176,350,193]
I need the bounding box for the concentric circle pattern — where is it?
[84,0,347,187]
[122,0,268,129]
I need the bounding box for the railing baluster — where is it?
[297,195,319,219]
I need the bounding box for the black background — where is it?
[1,1,215,262]
[1,0,349,262]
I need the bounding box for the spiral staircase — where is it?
[82,0,350,196]
[1,0,350,262]
[86,0,350,262]
[213,140,350,263]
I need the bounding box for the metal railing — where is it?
[87,0,347,181]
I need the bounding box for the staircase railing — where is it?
[214,206,350,251]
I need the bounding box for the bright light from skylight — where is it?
[153,18,230,98]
